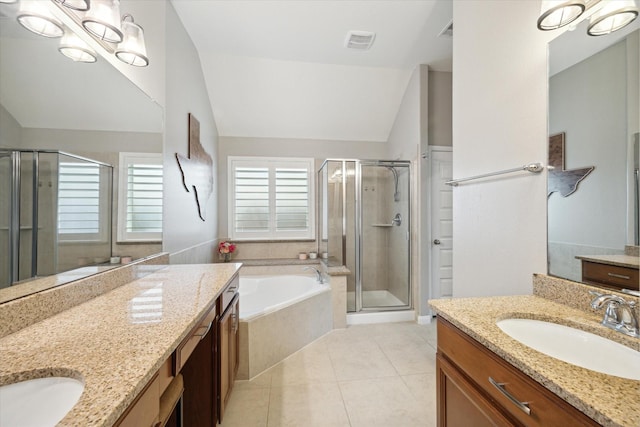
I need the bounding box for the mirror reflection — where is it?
[548,19,639,291]
[0,4,163,300]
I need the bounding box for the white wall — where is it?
[200,54,412,142]
[163,2,219,261]
[386,65,422,161]
[386,64,424,316]
[0,104,20,148]
[452,0,550,297]
[428,71,452,147]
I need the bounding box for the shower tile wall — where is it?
[37,154,56,276]
[0,157,9,286]
[387,167,410,305]
[361,168,391,293]
[18,154,34,282]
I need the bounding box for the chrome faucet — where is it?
[590,291,639,338]
[303,267,325,284]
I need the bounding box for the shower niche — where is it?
[318,159,411,313]
[0,150,113,288]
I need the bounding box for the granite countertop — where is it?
[0,263,242,426]
[429,295,640,427]
[575,254,640,269]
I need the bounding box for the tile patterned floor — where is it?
[220,321,438,427]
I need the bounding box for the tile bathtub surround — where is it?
[429,295,639,427]
[238,289,332,380]
[0,263,241,426]
[0,252,170,338]
[221,321,438,427]
[240,261,349,330]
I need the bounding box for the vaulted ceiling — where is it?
[171,0,453,142]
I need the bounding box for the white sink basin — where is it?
[0,377,84,426]
[497,318,640,380]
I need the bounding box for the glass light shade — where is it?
[587,0,639,36]
[58,31,97,63]
[537,0,586,30]
[54,0,90,11]
[17,0,65,38]
[115,16,149,67]
[82,0,123,43]
[0,0,19,4]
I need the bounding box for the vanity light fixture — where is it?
[537,0,586,30]
[58,31,97,62]
[54,0,89,12]
[17,0,65,38]
[115,14,148,67]
[81,0,123,43]
[587,0,639,35]
[537,0,639,35]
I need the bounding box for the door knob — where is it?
[433,239,441,245]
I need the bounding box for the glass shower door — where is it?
[357,162,411,311]
[0,152,10,288]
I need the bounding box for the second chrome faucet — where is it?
[303,267,325,284]
[590,291,639,338]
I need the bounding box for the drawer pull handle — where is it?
[195,321,213,341]
[607,273,630,280]
[489,377,531,416]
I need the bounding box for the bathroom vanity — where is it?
[430,278,640,427]
[576,254,639,291]
[0,263,242,426]
[436,318,598,427]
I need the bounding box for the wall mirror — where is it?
[547,18,639,289]
[0,3,164,303]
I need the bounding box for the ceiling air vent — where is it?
[438,20,453,38]
[344,31,376,50]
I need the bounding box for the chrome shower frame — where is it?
[1,149,113,286]
[319,158,412,313]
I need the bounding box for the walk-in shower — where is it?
[0,150,113,288]
[318,159,411,313]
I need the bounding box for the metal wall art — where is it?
[176,114,214,221]
[548,132,594,197]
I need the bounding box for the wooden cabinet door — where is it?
[219,294,239,422]
[437,354,514,427]
[230,298,239,382]
[182,315,217,427]
[218,302,232,422]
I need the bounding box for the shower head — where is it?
[385,166,401,202]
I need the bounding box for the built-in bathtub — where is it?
[237,274,332,380]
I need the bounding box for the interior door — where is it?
[430,150,453,300]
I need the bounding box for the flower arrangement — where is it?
[218,240,236,262]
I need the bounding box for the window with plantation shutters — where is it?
[58,162,107,241]
[229,157,315,240]
[117,153,163,242]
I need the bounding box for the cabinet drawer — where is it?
[582,261,639,290]
[158,356,173,396]
[437,354,513,427]
[115,373,160,427]
[175,305,217,373]
[220,274,239,314]
[437,319,598,427]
